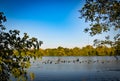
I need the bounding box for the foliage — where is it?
[0,12,43,81]
[79,0,120,55]
[38,46,116,56]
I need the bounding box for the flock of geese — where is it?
[41,58,120,64]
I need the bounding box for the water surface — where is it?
[13,56,120,81]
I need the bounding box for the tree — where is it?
[79,0,120,55]
[72,47,81,56]
[0,12,43,81]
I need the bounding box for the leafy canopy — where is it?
[79,0,120,54]
[0,12,43,81]
[80,0,120,36]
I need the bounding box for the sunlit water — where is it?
[13,56,120,81]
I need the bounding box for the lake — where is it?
[12,56,120,81]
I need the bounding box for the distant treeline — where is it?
[30,45,117,57]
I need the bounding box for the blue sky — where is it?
[0,0,111,48]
